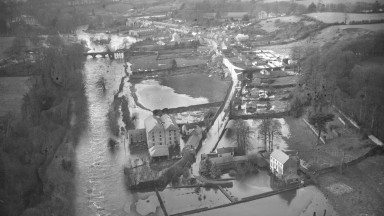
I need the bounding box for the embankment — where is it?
[130,65,206,79]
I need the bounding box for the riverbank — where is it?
[0,40,88,216]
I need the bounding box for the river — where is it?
[73,28,337,216]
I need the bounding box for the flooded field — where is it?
[192,186,338,216]
[157,73,231,103]
[160,187,231,215]
[216,118,290,153]
[135,79,209,110]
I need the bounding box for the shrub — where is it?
[61,159,72,172]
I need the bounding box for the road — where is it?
[192,39,243,175]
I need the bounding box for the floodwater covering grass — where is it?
[160,187,231,215]
[157,73,231,102]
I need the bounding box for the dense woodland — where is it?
[292,31,384,140]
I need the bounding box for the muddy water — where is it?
[73,28,338,216]
[135,79,209,110]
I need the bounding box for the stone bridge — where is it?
[84,51,115,59]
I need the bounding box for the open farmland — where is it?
[259,16,303,32]
[307,12,384,24]
[263,0,384,6]
[258,23,384,57]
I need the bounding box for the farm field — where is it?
[258,23,384,57]
[263,0,384,6]
[307,12,384,24]
[0,77,30,117]
[259,16,304,32]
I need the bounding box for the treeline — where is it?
[292,32,384,139]
[0,36,87,216]
[307,1,384,13]
[0,0,89,34]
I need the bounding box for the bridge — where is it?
[84,51,115,59]
[84,49,128,59]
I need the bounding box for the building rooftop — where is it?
[217,147,236,155]
[270,149,290,164]
[149,146,169,157]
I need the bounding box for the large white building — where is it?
[270,150,299,183]
[144,114,180,158]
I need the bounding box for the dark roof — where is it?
[223,12,248,18]
[217,147,236,155]
[203,13,217,19]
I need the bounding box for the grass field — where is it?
[0,77,30,117]
[259,16,303,32]
[317,155,384,216]
[307,12,384,24]
[258,23,384,57]
[284,115,372,170]
[263,0,384,6]
[0,37,14,59]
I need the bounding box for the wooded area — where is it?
[293,31,384,139]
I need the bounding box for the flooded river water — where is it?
[73,29,338,216]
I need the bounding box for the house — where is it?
[153,21,178,29]
[235,34,249,42]
[184,126,203,151]
[222,12,248,21]
[211,155,249,171]
[202,13,217,20]
[270,150,299,183]
[129,28,156,38]
[216,147,236,157]
[114,50,125,59]
[181,123,195,135]
[144,114,180,159]
[127,128,147,149]
[258,11,268,20]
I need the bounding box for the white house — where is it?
[270,150,299,182]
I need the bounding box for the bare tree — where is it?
[258,119,271,151]
[234,119,250,156]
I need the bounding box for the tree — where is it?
[308,113,334,145]
[199,157,212,176]
[210,163,221,179]
[234,119,250,155]
[258,119,271,151]
[242,14,250,22]
[258,119,282,152]
[269,120,282,152]
[307,2,317,13]
[171,59,177,70]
